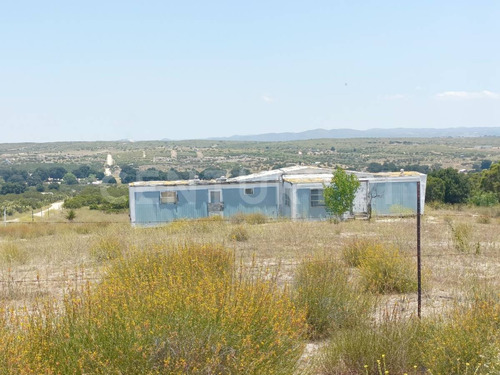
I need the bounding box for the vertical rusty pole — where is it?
[417,181,421,319]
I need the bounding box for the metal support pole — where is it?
[3,207,6,227]
[417,181,422,319]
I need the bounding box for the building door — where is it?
[208,190,224,216]
[353,181,368,215]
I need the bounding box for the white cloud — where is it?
[261,94,274,103]
[435,90,500,100]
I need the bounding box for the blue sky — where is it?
[1,1,499,142]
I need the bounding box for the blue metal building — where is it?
[128,166,426,225]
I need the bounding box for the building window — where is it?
[160,191,178,204]
[244,188,254,195]
[310,189,325,207]
[284,189,291,207]
[209,190,222,203]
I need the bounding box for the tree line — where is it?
[119,166,250,184]
[426,162,499,206]
[0,165,109,195]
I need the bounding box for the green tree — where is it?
[229,167,251,178]
[63,173,78,185]
[430,168,470,204]
[119,165,138,183]
[480,159,492,170]
[480,162,500,200]
[0,182,27,195]
[323,167,360,221]
[199,167,226,180]
[48,166,67,180]
[426,176,445,202]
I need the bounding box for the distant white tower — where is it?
[106,154,114,166]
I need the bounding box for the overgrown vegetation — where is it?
[341,238,372,267]
[63,185,129,212]
[358,243,419,294]
[448,222,480,254]
[229,225,249,241]
[320,285,500,375]
[0,244,306,374]
[230,212,267,225]
[341,239,419,294]
[293,255,373,339]
[0,199,498,375]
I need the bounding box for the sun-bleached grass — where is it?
[229,225,249,241]
[319,308,422,375]
[320,282,500,375]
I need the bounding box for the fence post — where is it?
[417,181,421,319]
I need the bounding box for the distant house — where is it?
[128,166,427,226]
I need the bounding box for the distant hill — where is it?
[209,127,500,142]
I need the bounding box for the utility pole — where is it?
[417,181,422,319]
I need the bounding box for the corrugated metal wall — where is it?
[369,181,418,215]
[295,188,329,219]
[131,177,425,225]
[222,186,279,217]
[133,185,279,224]
[134,189,208,224]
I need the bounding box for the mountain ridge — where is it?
[208,127,500,142]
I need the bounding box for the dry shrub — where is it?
[341,238,372,267]
[1,244,306,374]
[229,225,249,241]
[231,212,267,225]
[476,215,491,224]
[194,215,224,233]
[74,222,109,234]
[449,222,480,254]
[90,237,123,261]
[293,256,373,339]
[0,243,29,265]
[244,213,267,224]
[165,219,191,233]
[320,309,422,375]
[419,290,500,374]
[0,223,57,239]
[358,243,418,294]
[320,284,500,375]
[230,213,245,224]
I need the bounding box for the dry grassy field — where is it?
[0,206,499,374]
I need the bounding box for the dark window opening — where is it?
[310,189,325,207]
[160,191,178,204]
